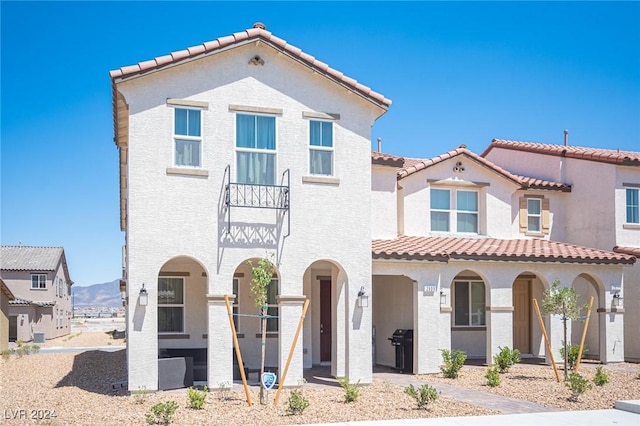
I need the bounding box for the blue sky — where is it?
[1,1,639,287]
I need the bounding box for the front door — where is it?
[320,279,332,362]
[513,279,531,353]
[9,316,17,342]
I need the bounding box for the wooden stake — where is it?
[224,294,252,406]
[533,298,561,383]
[574,296,594,373]
[274,298,310,405]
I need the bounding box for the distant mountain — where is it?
[72,279,121,308]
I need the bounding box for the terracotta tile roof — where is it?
[372,235,636,265]
[110,23,391,108]
[371,151,405,167]
[482,140,640,167]
[396,145,571,192]
[613,246,640,258]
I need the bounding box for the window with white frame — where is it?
[527,198,542,232]
[454,281,485,326]
[430,188,479,233]
[309,120,333,175]
[232,278,239,331]
[236,114,276,185]
[627,188,639,224]
[174,108,202,167]
[264,279,278,333]
[31,274,46,289]
[158,277,184,333]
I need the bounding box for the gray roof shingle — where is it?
[1,246,65,271]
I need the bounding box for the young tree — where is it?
[540,279,587,381]
[249,254,278,404]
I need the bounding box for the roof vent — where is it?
[253,22,266,30]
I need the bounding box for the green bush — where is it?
[146,400,178,425]
[439,349,467,379]
[337,377,360,403]
[1,349,12,360]
[566,373,591,402]
[593,366,609,386]
[493,346,520,373]
[485,366,501,387]
[560,342,587,371]
[286,389,310,415]
[404,383,439,409]
[187,386,208,409]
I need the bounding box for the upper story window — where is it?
[519,196,550,234]
[430,188,478,233]
[31,274,46,289]
[236,114,276,185]
[158,277,184,333]
[174,108,202,167]
[527,198,542,232]
[309,120,333,176]
[627,188,639,224]
[454,280,486,326]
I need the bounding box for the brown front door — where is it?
[320,279,332,362]
[513,279,531,353]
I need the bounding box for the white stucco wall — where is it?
[371,165,399,239]
[623,262,640,361]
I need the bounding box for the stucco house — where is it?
[482,140,640,361]
[0,246,74,343]
[1,279,15,351]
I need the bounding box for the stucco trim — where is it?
[485,306,514,312]
[302,176,340,186]
[207,294,236,303]
[440,306,452,313]
[158,334,190,339]
[451,326,486,331]
[228,104,283,116]
[166,98,209,109]
[166,168,209,178]
[277,295,307,305]
[302,111,340,120]
[159,271,191,277]
[597,308,625,314]
[622,182,640,188]
[622,224,640,230]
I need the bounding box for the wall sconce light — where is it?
[119,280,127,300]
[357,286,369,308]
[440,291,447,306]
[612,290,622,307]
[139,283,148,306]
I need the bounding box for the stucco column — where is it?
[414,283,446,374]
[207,294,234,385]
[127,281,158,391]
[546,313,566,364]
[346,280,372,384]
[486,306,513,365]
[277,295,306,387]
[598,306,625,363]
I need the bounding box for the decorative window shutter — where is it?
[519,197,528,232]
[542,198,550,233]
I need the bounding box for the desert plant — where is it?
[187,386,208,409]
[132,386,149,404]
[559,342,587,371]
[485,366,501,387]
[337,377,361,403]
[566,372,591,402]
[146,400,178,425]
[593,366,609,386]
[493,346,520,373]
[286,389,310,415]
[217,381,232,401]
[439,349,466,379]
[404,383,439,409]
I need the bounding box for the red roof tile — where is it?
[110,23,391,108]
[613,246,640,258]
[372,236,636,265]
[482,140,640,167]
[371,151,405,167]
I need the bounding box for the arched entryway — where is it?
[511,272,547,357]
[450,270,488,361]
[571,273,601,361]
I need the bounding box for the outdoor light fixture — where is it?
[119,280,127,300]
[357,286,369,308]
[139,283,148,306]
[440,291,447,306]
[612,290,622,307]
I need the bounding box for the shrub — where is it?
[566,372,591,402]
[145,400,178,425]
[217,381,232,401]
[187,386,208,409]
[404,383,439,409]
[286,389,310,415]
[337,377,360,403]
[560,342,587,371]
[593,366,609,386]
[485,366,501,387]
[132,386,149,404]
[493,346,520,373]
[1,349,12,360]
[439,349,466,379]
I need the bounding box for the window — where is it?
[158,277,184,333]
[527,198,542,232]
[430,188,479,233]
[174,108,201,167]
[309,120,333,175]
[31,274,46,289]
[232,278,239,331]
[236,114,276,185]
[454,281,485,326]
[264,279,278,333]
[627,188,639,224]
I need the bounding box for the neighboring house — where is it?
[482,140,640,362]
[370,146,635,373]
[1,279,15,351]
[0,246,74,342]
[110,23,390,391]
